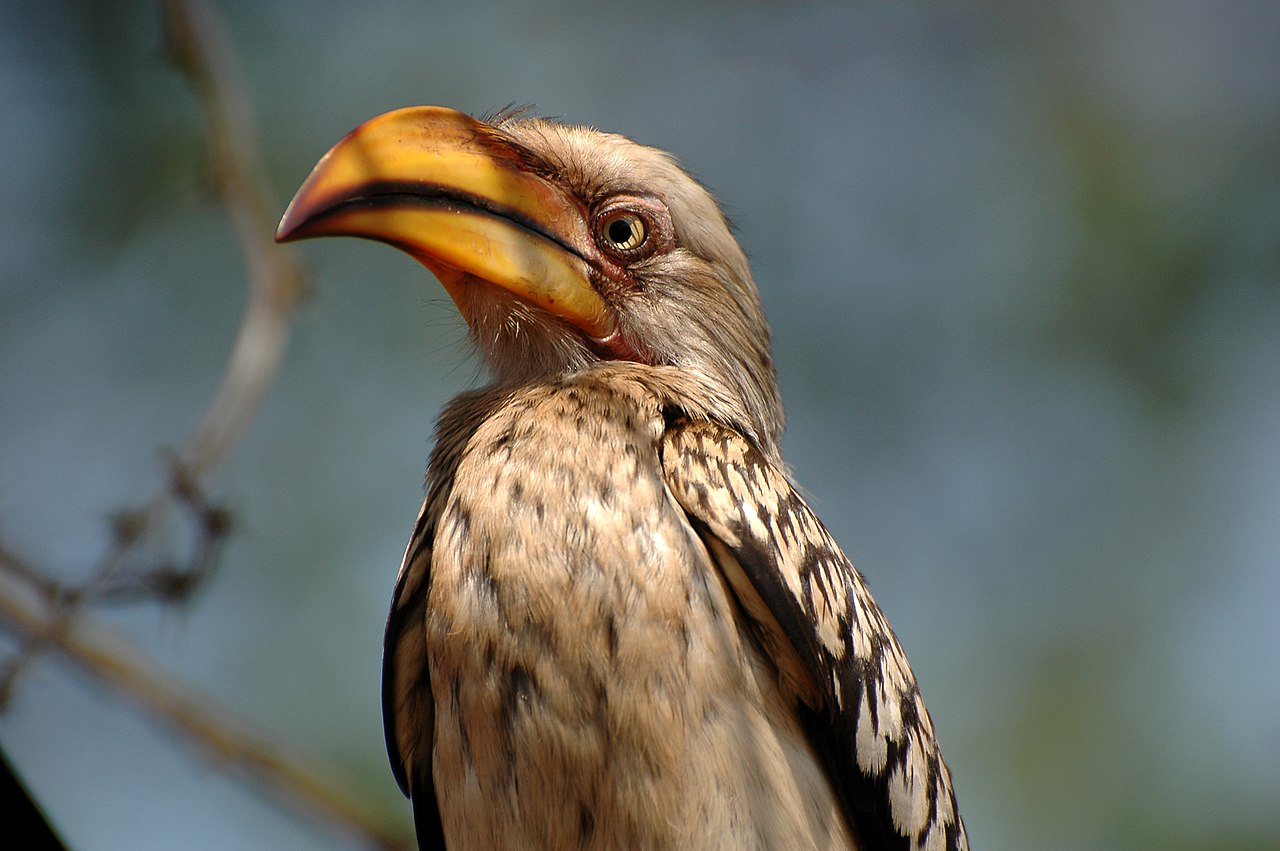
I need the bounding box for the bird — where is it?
[276,105,967,851]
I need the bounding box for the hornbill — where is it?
[277,106,967,851]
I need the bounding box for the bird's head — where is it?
[277,106,783,450]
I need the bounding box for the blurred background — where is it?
[2,0,1278,848]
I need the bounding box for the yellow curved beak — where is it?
[275,106,613,339]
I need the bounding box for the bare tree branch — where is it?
[0,565,413,851]
[161,0,305,476]
[0,0,304,668]
[0,0,413,848]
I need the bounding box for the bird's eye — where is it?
[597,210,648,254]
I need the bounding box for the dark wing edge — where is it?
[660,418,968,851]
[382,505,447,849]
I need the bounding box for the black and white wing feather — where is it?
[661,417,967,851]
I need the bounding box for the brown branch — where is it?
[0,0,303,615]
[0,0,413,848]
[0,0,305,679]
[0,565,413,851]
[160,0,305,476]
[0,458,233,704]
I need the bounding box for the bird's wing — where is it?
[383,505,447,848]
[661,417,967,851]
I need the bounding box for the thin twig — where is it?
[160,0,305,476]
[0,566,413,851]
[0,0,306,679]
[0,0,413,847]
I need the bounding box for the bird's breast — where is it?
[423,376,852,850]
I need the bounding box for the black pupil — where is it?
[607,217,636,246]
